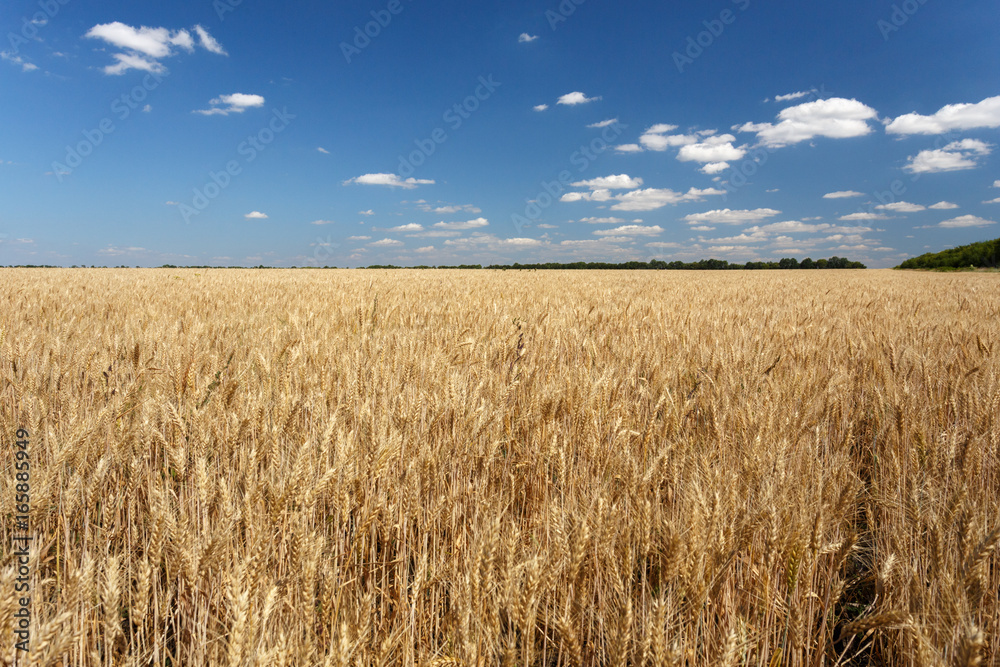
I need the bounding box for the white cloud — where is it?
[344,173,435,189]
[518,33,539,43]
[579,217,626,224]
[938,215,996,228]
[533,104,549,112]
[929,201,959,210]
[558,92,601,105]
[370,238,404,247]
[615,144,643,153]
[646,124,679,134]
[823,191,865,199]
[677,134,746,163]
[103,53,166,75]
[885,96,1000,135]
[504,237,543,246]
[560,189,613,203]
[588,118,619,128]
[994,180,1000,188]
[983,198,1000,205]
[359,209,374,215]
[423,203,482,214]
[903,139,993,174]
[85,22,225,75]
[701,162,730,175]
[317,147,330,154]
[347,236,371,241]
[594,225,664,236]
[193,24,227,55]
[640,132,697,152]
[386,223,424,232]
[646,242,682,249]
[738,98,879,147]
[876,202,926,213]
[194,93,265,116]
[683,208,781,225]
[774,91,812,102]
[311,220,336,225]
[839,212,888,221]
[571,174,643,190]
[433,217,490,230]
[245,211,268,219]
[1,51,40,72]
[415,246,435,253]
[609,187,724,212]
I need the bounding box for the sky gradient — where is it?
[2,0,999,267]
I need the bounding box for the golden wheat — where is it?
[1,268,998,666]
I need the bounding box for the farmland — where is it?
[1,269,998,666]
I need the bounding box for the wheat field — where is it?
[0,268,997,666]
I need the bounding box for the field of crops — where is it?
[1,268,997,666]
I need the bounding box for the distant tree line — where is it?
[897,238,999,270]
[366,257,867,270]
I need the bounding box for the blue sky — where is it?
[2,0,999,267]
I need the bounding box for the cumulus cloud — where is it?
[983,198,1000,204]
[738,98,879,147]
[347,236,371,241]
[876,202,926,213]
[677,134,746,163]
[533,104,549,112]
[433,217,490,230]
[645,242,682,249]
[558,91,601,105]
[344,173,435,189]
[194,93,265,116]
[929,201,959,210]
[615,144,644,153]
[317,147,330,154]
[518,33,539,43]
[504,237,543,246]
[245,211,268,219]
[571,174,643,190]
[938,215,996,228]
[683,208,781,225]
[609,187,725,212]
[193,24,227,55]
[311,220,336,225]
[903,139,992,174]
[1,52,40,72]
[370,238,404,247]
[823,191,865,199]
[85,22,225,75]
[588,118,619,128]
[885,96,1000,135]
[385,223,424,232]
[701,162,730,175]
[839,212,888,221]
[579,217,626,224]
[594,225,664,236]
